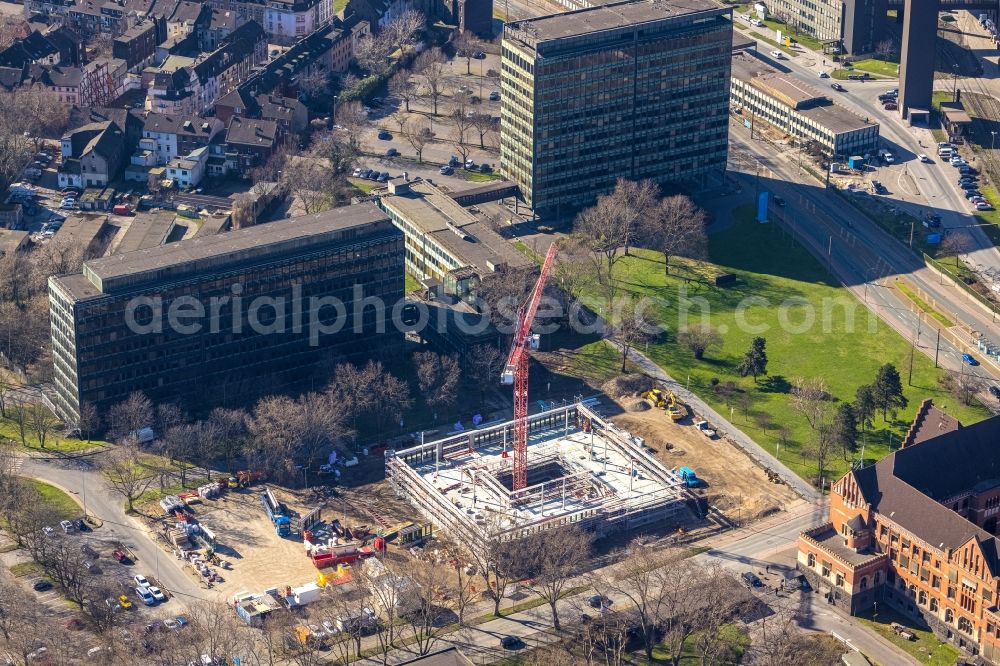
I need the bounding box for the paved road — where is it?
[730,112,1000,393]
[737,22,1000,281]
[356,502,916,665]
[18,452,207,607]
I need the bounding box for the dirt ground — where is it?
[610,398,799,522]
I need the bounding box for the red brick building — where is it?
[798,403,1000,662]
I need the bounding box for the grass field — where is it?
[856,607,960,666]
[405,272,421,294]
[0,414,103,453]
[464,171,503,183]
[576,206,989,483]
[852,58,900,77]
[334,0,347,12]
[649,624,749,664]
[566,339,638,385]
[895,280,953,327]
[26,479,80,521]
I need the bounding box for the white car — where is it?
[60,520,75,533]
[133,574,150,588]
[322,619,340,636]
[918,154,929,162]
[135,587,155,606]
[770,50,784,59]
[148,586,166,603]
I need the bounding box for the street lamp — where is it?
[991,130,997,152]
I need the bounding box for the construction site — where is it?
[385,401,690,544]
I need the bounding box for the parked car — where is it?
[963,353,979,366]
[148,586,166,603]
[819,71,829,78]
[500,636,523,650]
[961,182,979,190]
[479,163,492,173]
[60,520,75,533]
[33,580,52,592]
[872,180,888,195]
[352,168,362,177]
[135,587,155,606]
[439,165,453,175]
[133,574,150,588]
[588,594,613,609]
[473,51,486,59]
[376,172,389,182]
[989,386,1000,399]
[464,159,475,169]
[883,102,898,111]
[977,202,994,211]
[741,571,764,588]
[377,130,392,140]
[489,91,500,101]
[385,148,398,157]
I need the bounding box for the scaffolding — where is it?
[385,403,689,548]
[81,62,115,108]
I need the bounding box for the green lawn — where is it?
[0,413,105,453]
[853,58,900,77]
[931,91,953,112]
[649,624,749,664]
[895,280,953,327]
[350,178,377,195]
[405,272,422,294]
[856,607,960,666]
[576,206,989,483]
[27,479,81,521]
[749,31,797,56]
[334,0,347,13]
[9,561,42,578]
[566,339,638,385]
[464,171,503,183]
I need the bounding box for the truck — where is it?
[695,421,717,438]
[676,466,699,487]
[112,204,132,216]
[228,470,265,489]
[879,149,894,164]
[261,488,291,537]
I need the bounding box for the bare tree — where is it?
[404,116,432,163]
[230,192,256,229]
[402,561,452,656]
[519,526,593,630]
[645,194,708,275]
[283,156,338,215]
[8,398,28,446]
[470,112,496,149]
[38,534,92,608]
[464,517,521,617]
[607,178,660,256]
[359,557,405,666]
[677,324,722,360]
[106,391,154,442]
[575,195,628,298]
[101,442,155,512]
[416,48,447,115]
[608,300,660,372]
[29,400,58,449]
[353,32,393,77]
[874,38,897,60]
[790,376,831,432]
[389,70,416,112]
[414,351,461,417]
[940,369,984,406]
[383,10,424,59]
[0,373,13,419]
[451,105,474,165]
[463,343,505,401]
[202,407,249,474]
[389,111,408,136]
[454,32,479,75]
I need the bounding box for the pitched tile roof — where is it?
[852,414,1000,575]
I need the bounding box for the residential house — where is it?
[113,19,166,70]
[199,9,239,51]
[215,89,307,133]
[140,113,224,164]
[262,0,333,44]
[165,145,208,188]
[0,30,62,68]
[146,66,199,115]
[223,116,278,177]
[58,120,128,188]
[346,0,428,30]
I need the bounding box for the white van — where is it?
[750,17,763,27]
[770,50,784,59]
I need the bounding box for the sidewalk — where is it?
[607,341,821,502]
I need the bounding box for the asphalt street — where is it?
[18,452,207,607]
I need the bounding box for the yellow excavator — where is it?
[666,391,686,421]
[644,388,668,409]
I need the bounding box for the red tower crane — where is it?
[501,243,558,491]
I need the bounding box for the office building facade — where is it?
[48,204,403,423]
[500,0,733,216]
[764,0,885,55]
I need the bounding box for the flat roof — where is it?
[941,102,972,124]
[52,214,107,252]
[732,53,875,134]
[505,0,726,46]
[114,212,176,254]
[379,180,531,276]
[0,228,28,255]
[63,203,392,298]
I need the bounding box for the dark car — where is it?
[990,386,1000,399]
[883,102,898,111]
[831,83,846,92]
[961,181,979,190]
[500,636,522,650]
[741,572,764,589]
[965,190,983,200]
[963,353,979,366]
[872,180,888,195]
[773,195,786,207]
[588,594,613,609]
[33,580,52,592]
[377,130,392,140]
[385,148,398,157]
[473,51,486,59]
[479,163,492,173]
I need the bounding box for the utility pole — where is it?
[935,329,941,368]
[908,330,915,386]
[909,220,915,248]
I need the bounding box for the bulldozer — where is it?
[645,388,668,409]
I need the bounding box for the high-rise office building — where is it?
[500,0,733,216]
[48,203,404,423]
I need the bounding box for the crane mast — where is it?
[500,243,558,491]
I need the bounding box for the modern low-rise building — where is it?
[730,52,879,157]
[48,202,404,422]
[797,401,1000,663]
[499,0,733,217]
[377,178,531,306]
